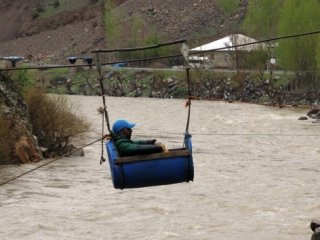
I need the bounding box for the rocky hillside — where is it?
[0,73,41,164]
[0,0,247,64]
[0,0,104,64]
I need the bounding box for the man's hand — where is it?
[154,140,168,152]
[161,144,169,152]
[103,134,111,140]
[154,140,162,146]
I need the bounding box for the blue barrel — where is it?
[106,135,194,189]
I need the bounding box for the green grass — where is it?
[46,67,70,75]
[30,67,69,82]
[40,0,103,18]
[217,0,239,14]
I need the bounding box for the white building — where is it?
[190,34,265,69]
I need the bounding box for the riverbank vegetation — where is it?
[242,0,320,94]
[27,66,302,107]
[25,88,89,157]
[0,72,89,164]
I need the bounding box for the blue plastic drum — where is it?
[106,135,194,189]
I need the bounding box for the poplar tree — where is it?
[241,0,283,73]
[104,0,121,49]
[242,0,283,39]
[128,14,145,61]
[277,0,320,91]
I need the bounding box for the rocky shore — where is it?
[52,68,318,108]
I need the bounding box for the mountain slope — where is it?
[0,0,38,42]
[0,0,247,64]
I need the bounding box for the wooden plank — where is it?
[115,149,191,164]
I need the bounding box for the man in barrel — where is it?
[112,119,166,157]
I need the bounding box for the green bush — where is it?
[25,88,90,154]
[12,69,34,94]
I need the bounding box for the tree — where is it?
[104,0,122,49]
[217,0,239,15]
[127,14,146,63]
[277,0,320,92]
[121,15,170,67]
[242,0,283,39]
[130,14,145,48]
[242,0,283,78]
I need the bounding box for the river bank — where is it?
[42,68,318,108]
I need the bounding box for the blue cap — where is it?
[112,119,136,133]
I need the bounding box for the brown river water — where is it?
[1,95,319,240]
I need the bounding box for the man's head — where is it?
[112,119,136,138]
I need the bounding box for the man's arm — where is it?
[118,141,163,157]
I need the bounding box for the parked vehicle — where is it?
[188,56,212,70]
[112,62,128,68]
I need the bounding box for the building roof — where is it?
[191,34,265,52]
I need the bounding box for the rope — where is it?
[183,67,193,148]
[0,137,104,187]
[95,52,111,133]
[185,67,192,135]
[95,52,113,165]
[100,109,106,165]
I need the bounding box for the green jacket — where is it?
[114,136,163,157]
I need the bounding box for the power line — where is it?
[0,63,92,72]
[192,133,320,137]
[136,132,320,137]
[92,39,186,53]
[189,29,320,55]
[0,54,184,71]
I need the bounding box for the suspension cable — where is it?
[3,29,320,72]
[92,39,186,53]
[189,29,320,55]
[0,137,104,187]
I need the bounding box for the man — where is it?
[112,119,166,157]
